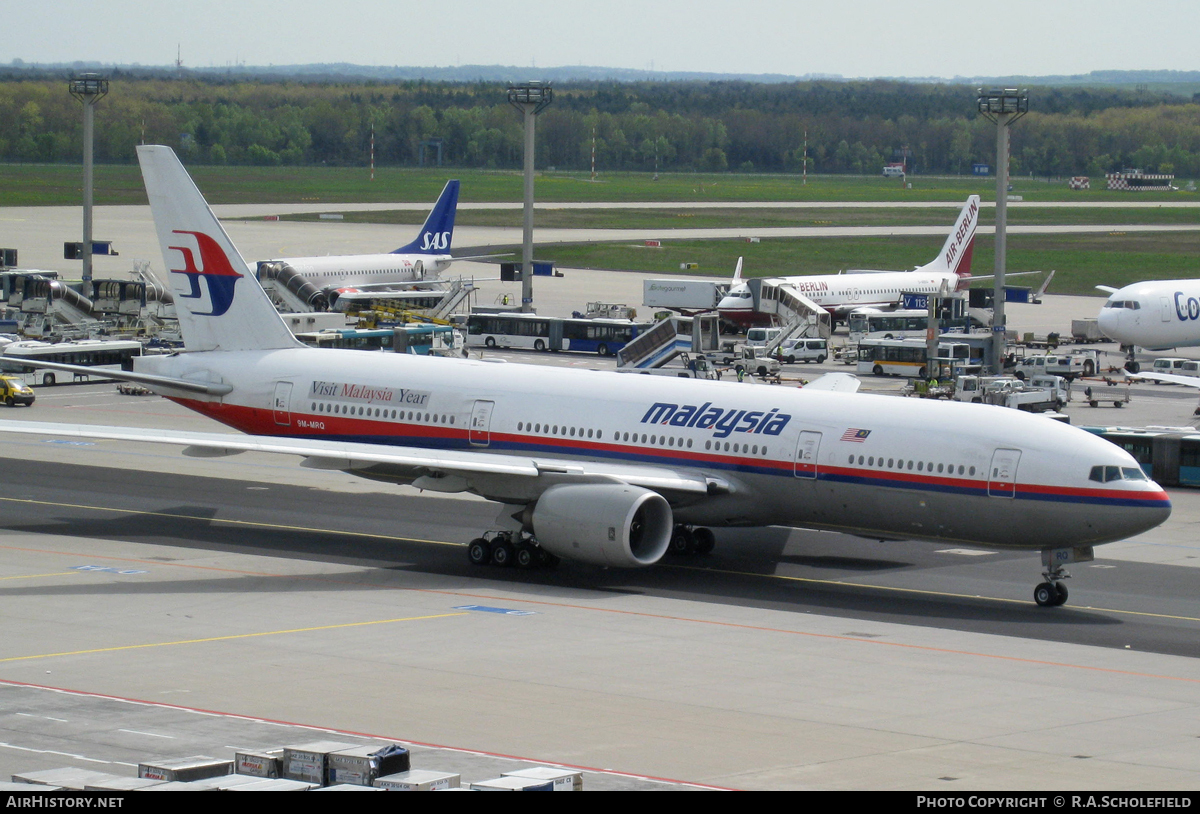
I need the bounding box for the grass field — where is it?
[2,162,1198,206]
[4,162,1195,297]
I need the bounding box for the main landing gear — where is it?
[467,531,558,570]
[1034,566,1070,607]
[667,525,717,556]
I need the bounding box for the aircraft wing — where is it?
[0,420,716,497]
[1096,285,1119,294]
[802,372,861,393]
[1126,371,1200,388]
[961,271,1044,282]
[451,252,513,262]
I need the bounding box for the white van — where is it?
[882,165,905,177]
[745,327,782,347]
[777,338,828,364]
[1151,357,1190,383]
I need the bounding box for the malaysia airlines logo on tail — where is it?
[168,230,243,316]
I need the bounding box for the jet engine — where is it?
[530,484,673,567]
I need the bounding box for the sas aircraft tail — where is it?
[137,145,300,354]
[392,179,460,256]
[921,195,979,278]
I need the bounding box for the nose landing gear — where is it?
[1034,564,1071,607]
[1035,546,1093,607]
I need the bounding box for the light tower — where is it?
[977,87,1029,374]
[507,81,553,312]
[69,73,109,287]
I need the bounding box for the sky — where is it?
[4,0,1198,80]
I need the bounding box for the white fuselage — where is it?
[1098,280,1200,350]
[270,253,454,290]
[719,269,960,327]
[135,347,1169,552]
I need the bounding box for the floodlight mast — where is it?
[977,88,1029,374]
[507,81,553,313]
[69,73,109,287]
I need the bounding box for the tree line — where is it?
[1,75,1198,178]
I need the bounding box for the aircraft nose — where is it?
[1105,490,1172,542]
[1097,305,1122,342]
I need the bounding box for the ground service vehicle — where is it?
[777,338,828,364]
[0,375,34,407]
[714,346,781,377]
[954,375,1065,412]
[1014,353,1097,382]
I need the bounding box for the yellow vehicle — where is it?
[0,375,35,407]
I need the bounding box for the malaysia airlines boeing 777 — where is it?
[718,196,980,327]
[0,148,1171,607]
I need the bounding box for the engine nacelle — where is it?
[530,484,673,567]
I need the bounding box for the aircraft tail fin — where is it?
[392,180,460,255]
[137,145,300,353]
[926,195,979,278]
[732,256,743,284]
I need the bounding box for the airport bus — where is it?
[856,337,972,378]
[0,338,142,386]
[295,325,463,355]
[847,308,985,344]
[465,313,644,356]
[1085,426,1200,488]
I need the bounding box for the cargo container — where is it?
[138,756,231,782]
[501,766,583,791]
[375,769,461,791]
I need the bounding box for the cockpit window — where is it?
[1090,465,1147,483]
[1103,300,1141,310]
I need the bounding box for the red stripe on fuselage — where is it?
[170,399,1168,506]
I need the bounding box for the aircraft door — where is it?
[272,381,293,426]
[987,448,1021,498]
[469,399,495,447]
[1161,297,1172,324]
[793,430,822,478]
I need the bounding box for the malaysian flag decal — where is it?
[841,428,871,442]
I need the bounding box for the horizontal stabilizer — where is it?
[2,358,232,396]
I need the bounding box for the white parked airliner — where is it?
[1097,279,1200,370]
[0,148,1172,607]
[718,196,980,327]
[256,179,461,310]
